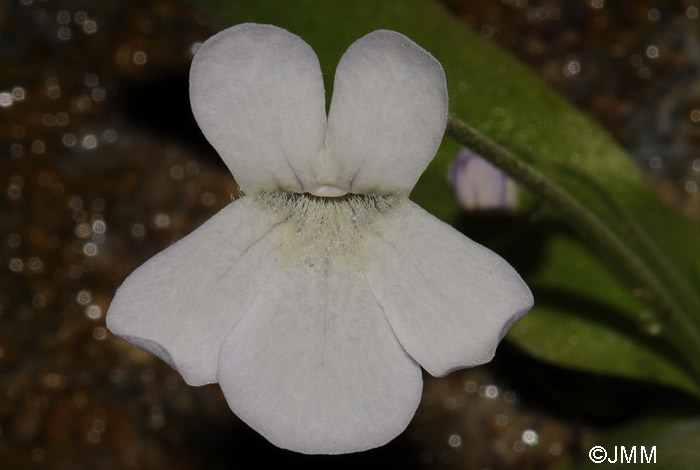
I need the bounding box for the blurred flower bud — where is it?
[448,148,519,211]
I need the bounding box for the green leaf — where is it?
[577,414,700,469]
[510,229,700,397]
[193,0,700,394]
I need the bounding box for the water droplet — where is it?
[153,213,170,229]
[31,448,45,462]
[133,50,148,66]
[480,24,494,38]
[42,113,56,127]
[170,165,184,180]
[11,87,25,101]
[91,87,105,102]
[56,112,69,126]
[0,92,12,107]
[84,73,99,87]
[76,290,92,305]
[92,198,106,211]
[56,10,70,24]
[68,265,82,279]
[646,45,659,59]
[57,26,72,41]
[7,233,21,248]
[131,223,146,238]
[480,384,499,399]
[648,8,660,21]
[31,140,46,154]
[74,11,87,24]
[86,429,100,443]
[32,294,46,308]
[92,219,106,233]
[75,223,90,238]
[7,182,22,200]
[563,60,581,77]
[81,134,98,150]
[690,109,700,123]
[443,396,458,410]
[9,143,23,158]
[28,257,44,273]
[92,419,106,432]
[102,129,117,143]
[522,429,539,445]
[448,434,462,448]
[62,133,77,147]
[83,19,98,34]
[83,242,98,257]
[85,304,102,320]
[646,324,662,336]
[73,391,88,407]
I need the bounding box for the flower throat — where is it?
[256,191,400,262]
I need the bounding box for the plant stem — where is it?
[445,115,700,378]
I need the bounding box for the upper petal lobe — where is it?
[324,30,448,195]
[190,24,327,194]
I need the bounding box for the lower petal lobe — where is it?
[365,201,533,377]
[106,197,288,386]
[217,254,422,454]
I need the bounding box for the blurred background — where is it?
[1,0,699,468]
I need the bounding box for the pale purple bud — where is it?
[448,148,519,211]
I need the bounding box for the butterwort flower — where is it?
[107,23,533,454]
[449,147,519,211]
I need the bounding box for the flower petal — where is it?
[217,256,423,454]
[449,148,519,211]
[365,201,533,377]
[106,198,290,385]
[190,24,327,194]
[323,30,448,195]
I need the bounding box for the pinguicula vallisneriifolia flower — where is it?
[107,23,533,454]
[449,147,519,211]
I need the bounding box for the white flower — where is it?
[449,147,519,210]
[106,23,533,455]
